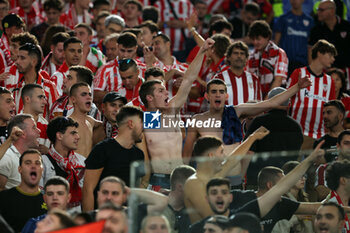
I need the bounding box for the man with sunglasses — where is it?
[94,32,146,106]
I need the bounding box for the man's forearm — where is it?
[82,188,95,211]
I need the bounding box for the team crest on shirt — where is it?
[340,31,347,38]
[303,20,309,26]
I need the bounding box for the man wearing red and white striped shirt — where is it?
[214,41,262,106]
[13,44,58,119]
[50,37,83,96]
[154,0,193,60]
[151,33,188,99]
[288,39,336,150]
[247,20,288,97]
[21,84,50,154]
[93,32,146,106]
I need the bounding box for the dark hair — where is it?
[20,149,41,165]
[49,209,76,229]
[47,117,79,144]
[19,43,42,72]
[8,114,33,135]
[118,58,138,73]
[320,202,345,220]
[41,25,68,57]
[69,82,89,97]
[324,100,345,116]
[206,178,230,193]
[0,87,11,96]
[43,0,64,12]
[248,20,272,39]
[142,6,159,23]
[95,10,110,23]
[206,79,227,93]
[21,84,43,102]
[326,160,350,191]
[257,166,283,190]
[244,2,260,16]
[124,0,143,12]
[51,32,70,46]
[145,67,164,81]
[170,165,196,191]
[123,28,142,38]
[72,212,93,224]
[153,32,171,43]
[205,216,229,230]
[193,136,222,157]
[2,14,25,35]
[139,80,163,108]
[311,39,337,60]
[74,23,93,36]
[116,106,143,126]
[338,130,350,145]
[99,176,126,192]
[10,32,38,46]
[208,19,233,37]
[117,32,137,48]
[282,161,308,202]
[210,34,231,58]
[44,176,70,192]
[0,0,9,7]
[64,37,82,51]
[93,0,110,9]
[99,202,125,212]
[226,41,249,62]
[69,65,93,86]
[329,69,347,98]
[139,20,159,34]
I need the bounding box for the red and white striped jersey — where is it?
[247,41,288,96]
[94,58,146,92]
[214,69,262,105]
[10,6,44,30]
[13,73,59,119]
[85,47,105,75]
[199,56,229,82]
[315,163,328,187]
[41,52,60,77]
[206,0,225,13]
[154,57,188,98]
[341,96,350,118]
[50,62,69,96]
[154,0,194,52]
[0,35,13,68]
[59,5,92,29]
[127,96,146,111]
[37,114,50,148]
[116,78,143,102]
[288,67,336,139]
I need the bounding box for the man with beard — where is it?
[69,82,102,158]
[0,87,15,144]
[315,130,350,201]
[82,106,144,211]
[189,178,232,233]
[0,149,46,232]
[314,202,345,233]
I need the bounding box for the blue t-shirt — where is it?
[274,11,314,65]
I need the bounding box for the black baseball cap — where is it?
[228,212,262,233]
[102,92,127,104]
[2,14,25,31]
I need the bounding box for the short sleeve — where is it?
[278,197,300,220]
[0,153,13,178]
[275,49,288,78]
[85,141,108,169]
[235,199,261,218]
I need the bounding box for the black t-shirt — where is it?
[0,126,8,145]
[230,17,249,39]
[308,17,350,68]
[0,187,46,233]
[230,190,300,233]
[85,138,144,186]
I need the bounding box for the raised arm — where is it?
[235,73,311,118]
[0,127,22,161]
[257,141,325,218]
[129,188,168,213]
[215,126,270,178]
[170,39,214,109]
